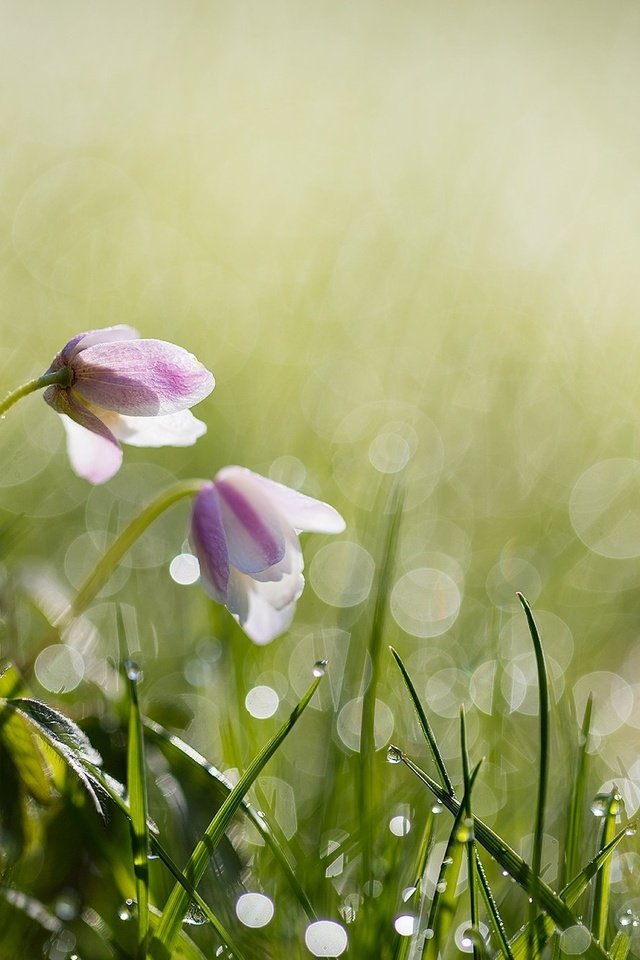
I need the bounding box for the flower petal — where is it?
[45,325,139,373]
[71,339,215,416]
[215,474,285,574]
[59,416,123,485]
[190,485,229,603]
[110,409,207,448]
[226,568,299,645]
[217,466,346,534]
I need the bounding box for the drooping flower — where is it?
[190,466,345,645]
[43,325,214,484]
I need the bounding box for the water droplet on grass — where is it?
[184,902,208,926]
[313,659,328,677]
[118,899,136,921]
[124,660,142,683]
[387,745,403,764]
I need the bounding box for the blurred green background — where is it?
[1,1,640,954]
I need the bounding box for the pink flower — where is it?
[43,325,214,484]
[190,466,345,644]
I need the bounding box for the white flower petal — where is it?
[60,416,123,485]
[110,409,207,448]
[227,568,299,645]
[217,466,346,534]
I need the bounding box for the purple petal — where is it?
[217,466,346,534]
[59,416,123,485]
[190,485,229,602]
[71,339,215,416]
[110,409,207,448]
[45,325,139,373]
[215,474,285,574]
[226,568,299,645]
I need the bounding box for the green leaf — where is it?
[125,660,151,960]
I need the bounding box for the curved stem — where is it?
[0,369,72,417]
[67,479,207,618]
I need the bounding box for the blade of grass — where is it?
[143,717,317,920]
[423,760,483,960]
[509,819,637,960]
[395,749,612,960]
[359,485,404,885]
[609,932,631,960]
[392,808,436,960]
[563,695,593,887]
[389,645,453,795]
[590,787,621,946]
[81,747,251,960]
[517,593,550,960]
[461,708,480,960]
[150,675,323,960]
[390,647,512,960]
[124,658,150,960]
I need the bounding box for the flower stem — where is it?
[0,369,73,417]
[68,479,207,618]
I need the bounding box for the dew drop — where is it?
[184,901,208,926]
[387,745,403,764]
[124,660,142,683]
[118,898,136,921]
[431,803,443,814]
[313,659,329,677]
[436,881,447,893]
[625,826,637,836]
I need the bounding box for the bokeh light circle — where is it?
[391,567,461,638]
[35,644,85,693]
[336,697,394,752]
[235,892,274,928]
[304,920,348,957]
[572,672,634,736]
[309,541,375,608]
[245,685,280,719]
[570,459,640,558]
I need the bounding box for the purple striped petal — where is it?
[71,339,215,415]
[217,466,346,534]
[215,475,285,574]
[190,485,229,603]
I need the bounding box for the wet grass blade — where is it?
[389,645,453,794]
[150,675,322,960]
[124,659,150,960]
[609,932,631,960]
[590,788,620,946]
[359,484,403,883]
[81,744,252,960]
[517,593,549,960]
[395,750,611,960]
[390,646,512,958]
[564,695,593,887]
[509,819,636,960]
[423,760,482,960]
[143,717,317,920]
[461,708,480,960]
[392,808,436,960]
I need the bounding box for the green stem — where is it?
[0,368,73,417]
[68,479,206,617]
